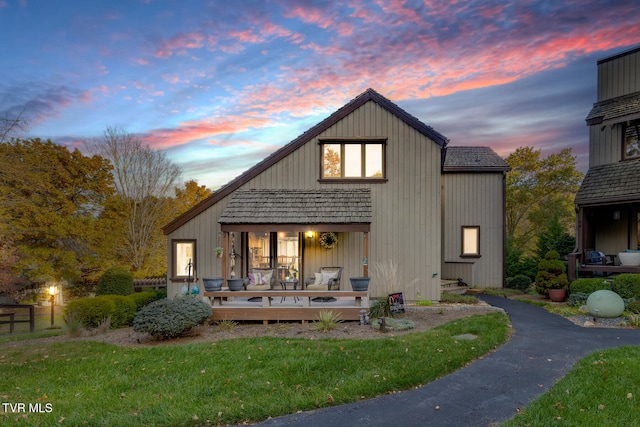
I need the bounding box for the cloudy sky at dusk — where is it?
[1,0,639,189]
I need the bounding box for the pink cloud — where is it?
[155,32,204,58]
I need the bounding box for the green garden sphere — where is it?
[586,290,624,318]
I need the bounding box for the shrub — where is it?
[566,292,590,307]
[612,274,640,300]
[570,278,610,294]
[128,291,164,311]
[369,298,390,319]
[133,295,211,340]
[64,297,115,328]
[534,251,568,297]
[627,301,640,314]
[506,274,532,292]
[371,317,415,331]
[96,267,134,296]
[99,295,137,328]
[312,310,343,333]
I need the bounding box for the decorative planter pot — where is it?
[548,289,567,302]
[202,277,224,291]
[227,278,245,291]
[350,277,371,291]
[618,251,640,266]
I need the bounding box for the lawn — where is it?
[0,312,508,426]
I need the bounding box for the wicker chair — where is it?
[245,268,276,291]
[305,267,343,291]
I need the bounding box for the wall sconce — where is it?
[306,231,314,238]
[613,210,621,220]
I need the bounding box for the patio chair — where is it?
[245,268,276,291]
[305,266,343,291]
[583,249,615,277]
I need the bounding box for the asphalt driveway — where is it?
[256,294,640,427]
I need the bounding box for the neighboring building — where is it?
[570,45,640,280]
[163,89,509,301]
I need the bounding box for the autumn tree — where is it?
[173,179,212,217]
[89,127,182,277]
[505,146,583,254]
[0,138,114,285]
[0,111,27,143]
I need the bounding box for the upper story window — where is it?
[320,139,386,180]
[623,119,640,160]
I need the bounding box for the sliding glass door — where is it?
[246,231,300,280]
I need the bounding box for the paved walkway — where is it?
[257,295,640,427]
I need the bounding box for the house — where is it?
[163,89,509,302]
[569,45,640,281]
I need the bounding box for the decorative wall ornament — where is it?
[319,232,338,250]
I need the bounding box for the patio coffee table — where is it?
[279,279,299,302]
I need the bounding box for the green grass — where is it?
[440,293,479,304]
[0,312,508,427]
[503,346,640,426]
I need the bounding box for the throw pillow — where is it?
[321,271,338,285]
[248,272,261,286]
[260,272,272,286]
[314,272,323,285]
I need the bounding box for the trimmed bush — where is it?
[99,295,137,328]
[570,278,610,295]
[64,297,115,328]
[612,274,640,300]
[534,251,568,297]
[133,295,211,340]
[128,291,164,311]
[506,274,532,291]
[627,301,640,314]
[96,267,134,296]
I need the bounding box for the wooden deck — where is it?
[203,290,369,324]
[568,253,640,281]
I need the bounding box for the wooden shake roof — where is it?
[586,91,640,125]
[575,158,640,206]
[163,88,448,234]
[442,146,510,172]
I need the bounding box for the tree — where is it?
[173,179,212,217]
[89,127,182,276]
[0,111,28,143]
[505,146,583,254]
[0,138,114,284]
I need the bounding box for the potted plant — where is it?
[202,277,224,291]
[349,276,370,291]
[535,250,568,301]
[215,247,223,258]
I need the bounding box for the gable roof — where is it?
[163,88,448,234]
[442,146,510,172]
[586,91,640,126]
[219,189,371,232]
[575,158,640,206]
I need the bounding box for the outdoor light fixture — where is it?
[613,210,621,220]
[48,285,56,328]
[306,231,314,238]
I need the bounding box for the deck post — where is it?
[363,231,369,277]
[222,232,229,283]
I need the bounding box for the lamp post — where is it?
[49,285,56,327]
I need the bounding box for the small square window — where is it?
[172,239,196,279]
[461,226,480,257]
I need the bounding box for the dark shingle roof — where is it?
[443,146,510,172]
[575,159,640,206]
[585,91,640,125]
[219,189,372,224]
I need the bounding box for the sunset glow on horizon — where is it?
[1,1,639,188]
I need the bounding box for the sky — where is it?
[1,0,639,189]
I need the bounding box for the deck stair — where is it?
[441,278,468,295]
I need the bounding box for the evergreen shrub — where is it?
[566,292,590,307]
[128,291,164,310]
[96,267,134,296]
[133,295,211,340]
[570,278,610,295]
[99,295,137,328]
[612,274,640,300]
[506,274,532,291]
[64,297,115,328]
[534,250,568,297]
[627,301,640,314]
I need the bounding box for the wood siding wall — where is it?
[590,49,640,167]
[167,100,443,301]
[441,172,505,287]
